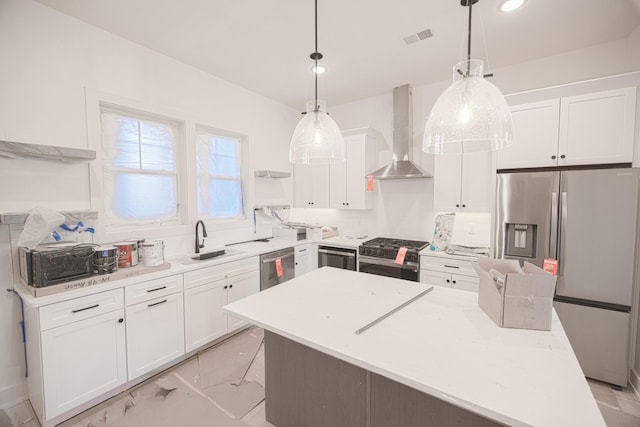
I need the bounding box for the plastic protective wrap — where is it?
[17,207,65,249]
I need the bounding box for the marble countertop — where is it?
[224,267,605,427]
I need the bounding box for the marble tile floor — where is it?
[2,327,640,426]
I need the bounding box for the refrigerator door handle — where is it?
[550,192,558,259]
[559,191,568,275]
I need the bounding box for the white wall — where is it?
[0,0,297,409]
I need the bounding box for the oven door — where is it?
[317,247,357,271]
[358,255,419,282]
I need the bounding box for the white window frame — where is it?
[86,89,190,243]
[195,126,247,221]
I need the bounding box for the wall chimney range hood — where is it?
[370,84,432,180]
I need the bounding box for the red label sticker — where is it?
[543,258,558,275]
[275,258,283,278]
[395,247,408,265]
[366,175,374,192]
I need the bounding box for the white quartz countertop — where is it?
[14,238,311,307]
[224,267,605,427]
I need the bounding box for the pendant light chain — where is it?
[466,0,472,76]
[314,0,319,112]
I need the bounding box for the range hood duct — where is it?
[370,84,432,180]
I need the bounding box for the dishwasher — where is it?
[260,247,295,290]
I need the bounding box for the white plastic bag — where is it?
[18,207,65,249]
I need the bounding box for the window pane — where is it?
[196,129,245,220]
[112,173,177,220]
[139,121,175,171]
[206,179,243,218]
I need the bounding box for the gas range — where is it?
[359,237,430,264]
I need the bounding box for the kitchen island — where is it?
[224,267,605,427]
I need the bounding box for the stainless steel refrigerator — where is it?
[495,168,639,387]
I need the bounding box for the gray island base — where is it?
[265,330,504,427]
[224,268,605,427]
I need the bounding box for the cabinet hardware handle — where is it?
[118,318,124,323]
[444,264,459,269]
[551,155,556,160]
[148,299,167,308]
[229,285,233,288]
[560,154,566,159]
[346,202,349,206]
[452,280,457,284]
[462,204,466,208]
[224,285,228,289]
[446,279,450,283]
[146,286,167,293]
[298,248,307,252]
[72,304,99,314]
[295,262,298,265]
[456,204,460,208]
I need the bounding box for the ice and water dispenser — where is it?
[504,223,537,259]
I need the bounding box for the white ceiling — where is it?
[36,0,640,110]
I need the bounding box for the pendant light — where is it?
[423,0,513,155]
[289,0,345,164]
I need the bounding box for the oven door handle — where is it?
[358,255,418,271]
[318,248,356,257]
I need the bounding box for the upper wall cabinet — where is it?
[434,151,493,213]
[293,163,330,208]
[498,87,637,170]
[329,128,382,210]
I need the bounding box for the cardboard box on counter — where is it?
[472,259,557,331]
[308,227,339,240]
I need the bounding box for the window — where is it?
[196,129,245,219]
[100,107,180,227]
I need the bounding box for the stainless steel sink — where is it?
[192,249,226,260]
[177,248,244,265]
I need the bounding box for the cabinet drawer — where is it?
[125,274,183,306]
[420,257,477,277]
[184,257,259,289]
[40,288,124,331]
[295,244,311,256]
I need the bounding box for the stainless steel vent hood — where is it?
[370,84,432,180]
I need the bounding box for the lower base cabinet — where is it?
[420,254,481,293]
[41,309,127,420]
[125,292,185,379]
[184,257,260,353]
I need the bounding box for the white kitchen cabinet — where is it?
[295,243,313,277]
[183,257,260,352]
[293,163,330,208]
[125,292,185,379]
[329,128,381,209]
[227,270,261,331]
[434,151,493,213]
[420,253,480,293]
[497,99,561,169]
[39,290,127,420]
[498,87,636,169]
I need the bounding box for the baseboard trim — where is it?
[0,381,28,411]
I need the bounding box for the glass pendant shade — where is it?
[289,101,345,164]
[423,59,514,155]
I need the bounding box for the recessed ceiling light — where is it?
[312,65,326,74]
[499,0,526,12]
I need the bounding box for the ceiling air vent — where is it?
[403,29,433,45]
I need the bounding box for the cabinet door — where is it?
[126,293,185,379]
[41,309,126,419]
[419,270,451,288]
[434,154,462,212]
[293,164,330,208]
[227,270,260,331]
[460,151,493,212]
[295,254,312,277]
[559,87,636,166]
[451,274,480,293]
[497,99,560,169]
[344,134,370,209]
[329,155,347,209]
[184,280,228,352]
